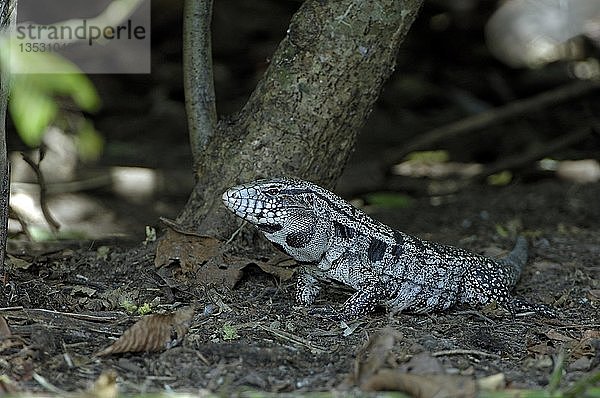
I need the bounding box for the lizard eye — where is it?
[264,187,280,196]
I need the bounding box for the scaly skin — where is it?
[222,177,553,320]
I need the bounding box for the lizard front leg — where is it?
[295,266,321,305]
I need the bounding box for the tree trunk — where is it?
[177,0,423,241]
[0,0,15,273]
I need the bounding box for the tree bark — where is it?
[183,0,216,168]
[177,0,423,241]
[0,0,15,273]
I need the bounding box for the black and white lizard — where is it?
[222,177,553,320]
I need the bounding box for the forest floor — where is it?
[1,178,599,395]
[2,1,599,395]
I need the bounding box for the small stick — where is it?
[21,152,60,233]
[32,372,67,395]
[9,206,34,241]
[159,217,211,238]
[224,222,245,246]
[384,80,599,164]
[455,310,496,324]
[259,324,328,354]
[0,162,9,275]
[0,307,122,322]
[432,349,500,358]
[476,125,592,180]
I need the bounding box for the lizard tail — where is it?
[498,236,528,287]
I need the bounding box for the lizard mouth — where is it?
[222,189,244,211]
[222,188,260,223]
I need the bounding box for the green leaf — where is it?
[222,322,239,340]
[137,303,152,315]
[2,38,102,148]
[120,299,138,314]
[405,150,450,163]
[30,71,100,111]
[365,192,413,209]
[77,120,104,161]
[26,226,87,241]
[487,171,513,186]
[495,224,509,238]
[8,84,57,146]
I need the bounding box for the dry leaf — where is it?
[581,330,600,340]
[571,329,600,358]
[155,230,245,288]
[156,227,301,288]
[586,289,600,302]
[96,306,194,356]
[0,375,19,395]
[86,370,118,398]
[568,356,592,371]
[545,329,575,342]
[476,373,505,391]
[198,253,248,288]
[155,230,221,270]
[352,327,402,386]
[71,286,97,297]
[527,342,554,355]
[397,352,445,374]
[362,370,477,397]
[255,257,297,281]
[6,254,32,270]
[0,316,11,339]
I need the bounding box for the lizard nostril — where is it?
[222,190,236,203]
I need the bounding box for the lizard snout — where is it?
[222,188,239,208]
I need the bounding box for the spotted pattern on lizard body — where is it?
[222,177,552,320]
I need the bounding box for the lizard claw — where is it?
[509,297,557,318]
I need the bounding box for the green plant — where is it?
[222,322,239,340]
[0,36,103,159]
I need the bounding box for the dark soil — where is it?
[2,180,599,394]
[2,0,599,395]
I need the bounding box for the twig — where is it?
[455,310,496,324]
[0,162,9,274]
[20,152,61,233]
[183,0,217,168]
[8,205,33,241]
[0,306,24,311]
[32,372,67,395]
[554,324,600,329]
[159,216,212,238]
[431,349,500,358]
[476,125,592,180]
[11,173,112,194]
[384,80,600,164]
[259,324,328,354]
[224,222,245,246]
[28,308,121,322]
[1,308,127,336]
[0,307,122,322]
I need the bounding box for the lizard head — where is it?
[221,177,317,234]
[223,177,350,262]
[222,177,332,262]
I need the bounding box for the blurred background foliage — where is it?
[0,40,103,159]
[0,0,598,241]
